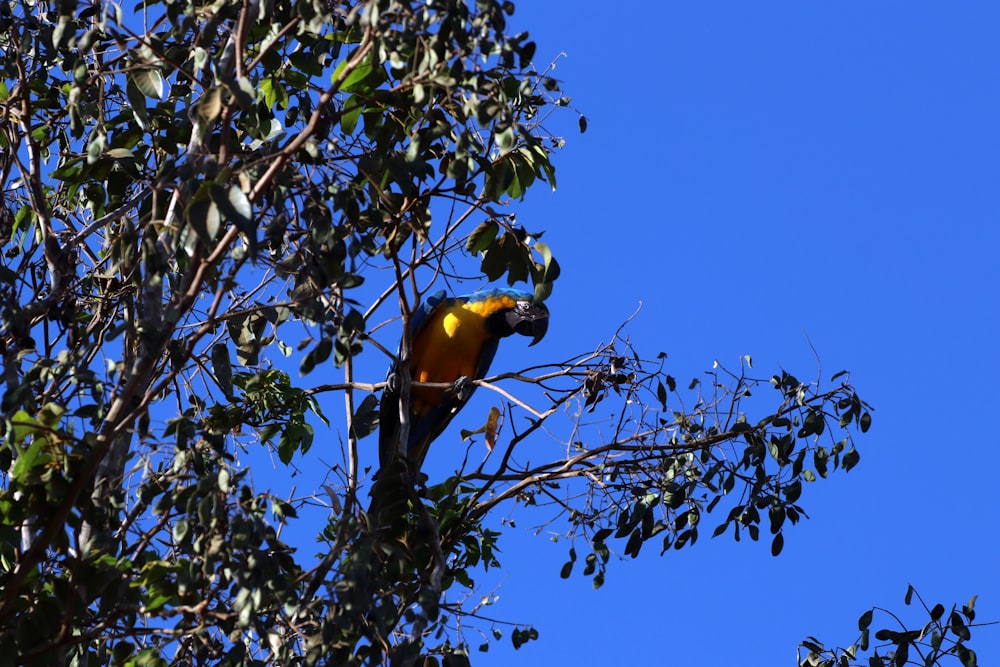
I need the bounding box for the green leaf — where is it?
[37,402,65,429]
[333,53,385,94]
[495,126,515,151]
[87,133,106,164]
[533,240,560,286]
[624,528,642,558]
[963,595,977,621]
[217,468,230,493]
[445,653,471,667]
[467,219,499,253]
[770,532,783,556]
[949,611,971,641]
[656,381,667,409]
[186,195,221,245]
[814,449,829,478]
[9,410,37,443]
[341,95,363,134]
[799,638,824,654]
[260,77,278,108]
[12,436,46,479]
[196,87,223,123]
[534,146,557,190]
[228,76,256,109]
[893,641,909,666]
[300,337,332,376]
[859,412,872,432]
[125,77,149,128]
[52,15,71,49]
[858,609,874,631]
[130,68,164,99]
[592,528,612,542]
[798,409,825,438]
[956,645,977,667]
[211,344,233,399]
[842,448,860,472]
[769,505,785,534]
[210,183,253,232]
[278,424,309,464]
[582,552,595,576]
[172,518,189,542]
[511,627,538,650]
[349,394,379,440]
[271,497,298,519]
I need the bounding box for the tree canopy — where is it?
[800,586,985,667]
[0,0,878,664]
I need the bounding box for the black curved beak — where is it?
[522,303,549,346]
[509,300,549,345]
[528,315,548,346]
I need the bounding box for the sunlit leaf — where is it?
[130,68,164,99]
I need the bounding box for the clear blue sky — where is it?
[435,2,1000,664]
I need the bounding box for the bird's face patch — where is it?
[507,300,549,345]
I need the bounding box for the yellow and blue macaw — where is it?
[377,288,550,474]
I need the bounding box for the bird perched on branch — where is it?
[376,288,550,475]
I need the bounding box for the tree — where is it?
[799,586,990,667]
[0,0,871,664]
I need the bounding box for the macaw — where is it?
[377,288,550,474]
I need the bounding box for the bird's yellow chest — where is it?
[409,304,493,411]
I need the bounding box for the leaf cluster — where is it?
[800,586,989,667]
[1,0,572,661]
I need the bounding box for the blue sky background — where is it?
[423,2,1000,664]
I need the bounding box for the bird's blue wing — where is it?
[379,290,449,468]
[475,337,499,385]
[409,290,448,344]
